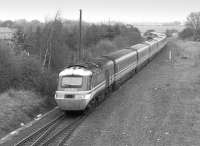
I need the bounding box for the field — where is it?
[135,24,185,33]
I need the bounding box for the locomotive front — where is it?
[55,66,93,110]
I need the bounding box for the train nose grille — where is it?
[65,95,74,98]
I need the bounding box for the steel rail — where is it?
[15,113,65,146]
[30,115,66,146]
[39,112,89,146]
[16,89,103,146]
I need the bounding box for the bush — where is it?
[15,56,57,96]
[14,55,42,89]
[0,42,57,97]
[113,35,129,49]
[122,31,143,45]
[88,40,117,57]
[0,43,16,92]
[179,28,194,39]
[37,70,57,97]
[194,29,200,41]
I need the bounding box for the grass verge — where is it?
[0,89,55,139]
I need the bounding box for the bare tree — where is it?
[186,12,200,39]
[43,10,62,70]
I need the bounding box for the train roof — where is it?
[145,39,158,45]
[129,43,148,50]
[103,49,134,60]
[85,57,113,69]
[63,57,113,75]
[151,32,166,37]
[59,66,92,76]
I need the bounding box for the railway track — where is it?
[15,112,89,146]
[14,108,93,146]
[14,113,65,146]
[14,91,101,146]
[40,112,90,146]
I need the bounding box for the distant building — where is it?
[0,27,17,40]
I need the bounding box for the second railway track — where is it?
[14,113,65,146]
[14,88,106,146]
[40,112,89,146]
[14,110,91,146]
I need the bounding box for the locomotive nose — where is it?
[55,91,92,110]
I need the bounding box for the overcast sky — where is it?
[0,0,199,23]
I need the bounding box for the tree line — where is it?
[0,15,143,97]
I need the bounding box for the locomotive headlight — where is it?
[75,94,91,100]
[54,92,61,99]
[54,93,57,98]
[84,94,91,100]
[75,94,84,99]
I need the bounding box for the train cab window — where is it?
[61,76,83,88]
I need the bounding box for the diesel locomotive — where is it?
[55,32,167,111]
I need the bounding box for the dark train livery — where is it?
[55,32,167,110]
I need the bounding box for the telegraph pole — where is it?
[78,9,82,63]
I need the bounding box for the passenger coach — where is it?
[55,32,167,111]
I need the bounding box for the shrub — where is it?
[15,55,42,89]
[122,31,143,45]
[0,43,16,92]
[194,29,200,41]
[15,56,57,96]
[37,70,57,97]
[92,40,117,57]
[113,35,129,49]
[179,28,194,39]
[0,42,57,97]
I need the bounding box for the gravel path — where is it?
[63,38,200,146]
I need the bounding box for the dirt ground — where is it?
[65,38,200,146]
